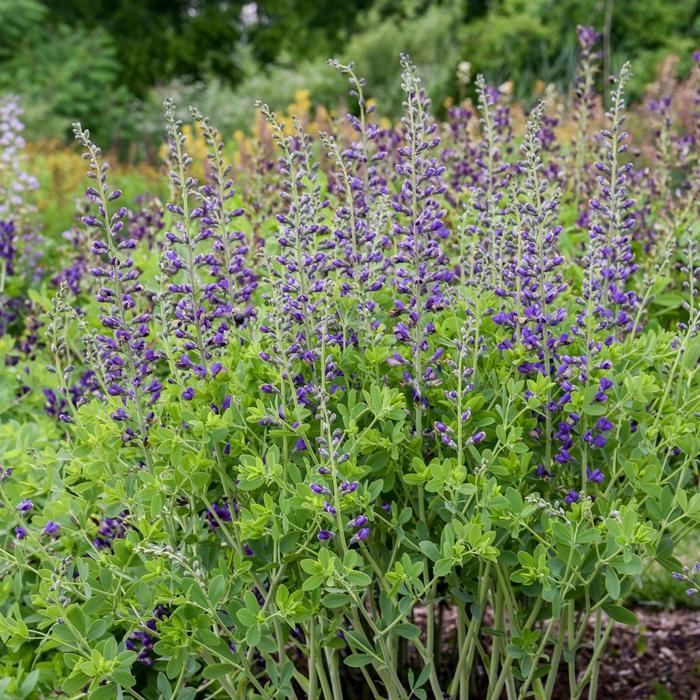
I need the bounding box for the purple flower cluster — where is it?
[92,510,129,549]
[576,64,638,345]
[73,124,160,444]
[193,108,257,325]
[163,99,223,378]
[325,60,391,340]
[391,54,451,408]
[126,607,170,666]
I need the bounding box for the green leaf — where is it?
[301,575,324,591]
[20,670,39,696]
[89,684,118,700]
[203,663,237,680]
[52,623,78,645]
[323,593,351,608]
[166,647,188,679]
[602,605,638,626]
[111,669,135,687]
[344,654,374,668]
[66,607,87,636]
[157,673,173,700]
[433,558,452,577]
[345,571,372,587]
[605,568,621,600]
[418,541,441,562]
[236,609,257,628]
[393,623,421,640]
[63,671,90,695]
[208,575,226,607]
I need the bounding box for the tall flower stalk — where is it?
[190,107,257,329]
[73,124,157,450]
[163,98,218,381]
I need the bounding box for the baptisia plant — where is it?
[0,31,699,700]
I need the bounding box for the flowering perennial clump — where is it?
[0,29,699,700]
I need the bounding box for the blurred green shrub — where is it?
[0,0,128,143]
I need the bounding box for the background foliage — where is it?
[2,0,700,150]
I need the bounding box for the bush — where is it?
[0,31,699,700]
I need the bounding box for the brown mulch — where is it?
[421,605,700,699]
[583,608,700,700]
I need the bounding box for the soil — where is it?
[576,608,700,700]
[420,605,700,699]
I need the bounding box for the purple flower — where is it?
[595,417,613,431]
[470,431,486,444]
[339,481,358,495]
[599,377,613,391]
[92,511,129,549]
[586,467,605,483]
[42,521,61,536]
[310,483,329,495]
[14,526,26,539]
[565,490,580,504]
[354,527,371,542]
[16,499,33,512]
[182,386,195,401]
[349,515,369,528]
[592,434,607,448]
[317,530,335,541]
